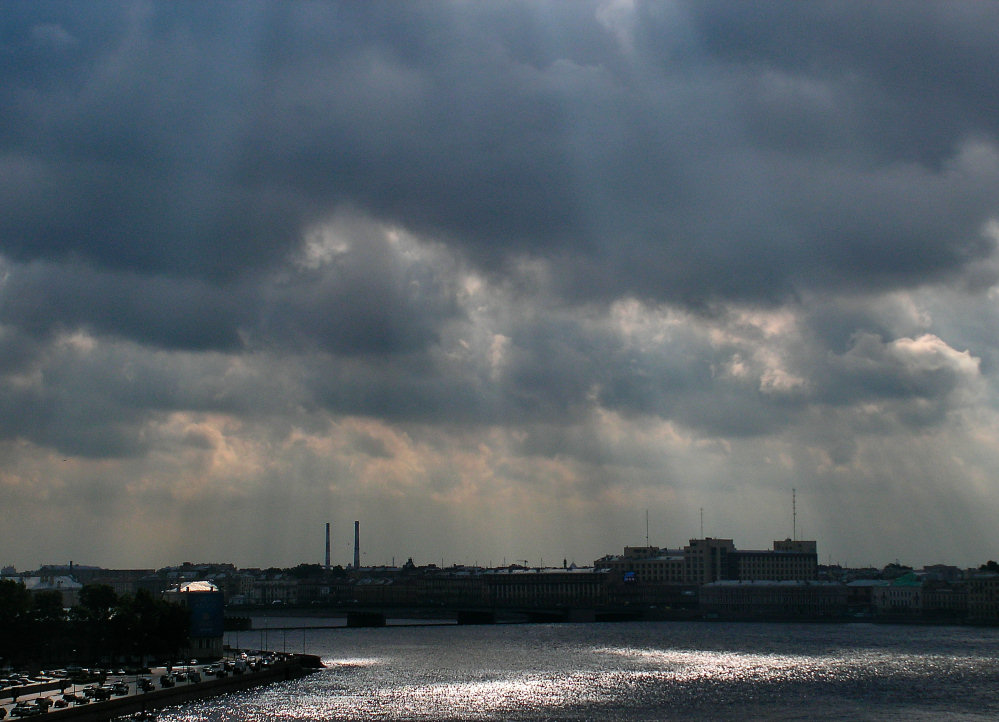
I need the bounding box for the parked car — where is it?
[138,678,154,692]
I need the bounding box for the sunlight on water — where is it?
[159,623,999,721]
[593,645,983,685]
[324,656,386,668]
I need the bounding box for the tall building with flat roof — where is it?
[597,537,819,585]
[684,538,736,584]
[773,539,817,554]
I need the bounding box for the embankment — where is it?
[41,656,322,722]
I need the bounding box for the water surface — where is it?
[162,621,999,720]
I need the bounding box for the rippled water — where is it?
[160,622,999,721]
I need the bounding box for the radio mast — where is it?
[792,488,797,541]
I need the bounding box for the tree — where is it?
[0,579,32,664]
[72,584,119,662]
[76,584,119,623]
[288,563,324,579]
[30,591,67,664]
[979,560,999,573]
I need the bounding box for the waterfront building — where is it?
[595,537,817,586]
[413,568,489,606]
[164,580,225,659]
[966,574,999,624]
[684,538,737,584]
[845,579,889,615]
[699,580,847,619]
[871,572,922,617]
[249,573,300,605]
[734,541,818,581]
[595,547,686,584]
[483,567,608,607]
[921,580,967,621]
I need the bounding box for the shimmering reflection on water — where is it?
[159,622,999,721]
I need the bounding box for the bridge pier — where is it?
[347,611,386,627]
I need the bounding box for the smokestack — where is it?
[325,523,331,569]
[353,520,360,569]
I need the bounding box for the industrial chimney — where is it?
[353,520,360,569]
[325,522,331,569]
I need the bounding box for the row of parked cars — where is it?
[0,672,66,697]
[1,654,284,717]
[4,680,130,718]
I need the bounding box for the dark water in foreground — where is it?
[162,621,999,720]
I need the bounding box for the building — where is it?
[595,538,817,586]
[699,580,847,620]
[845,579,889,615]
[684,538,737,584]
[163,580,225,659]
[871,572,922,617]
[84,569,156,597]
[483,567,608,608]
[734,540,818,581]
[966,574,999,624]
[921,581,966,621]
[22,575,83,607]
[595,547,686,585]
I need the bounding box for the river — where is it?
[157,620,999,720]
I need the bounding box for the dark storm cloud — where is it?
[0,259,253,349]
[2,0,997,343]
[0,0,996,443]
[689,1,999,165]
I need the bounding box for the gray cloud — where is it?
[2,2,996,316]
[3,2,999,569]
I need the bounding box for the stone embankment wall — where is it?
[41,656,322,722]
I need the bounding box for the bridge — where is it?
[240,604,684,629]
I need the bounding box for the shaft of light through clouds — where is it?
[1,1,999,570]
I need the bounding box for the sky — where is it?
[3,1,999,572]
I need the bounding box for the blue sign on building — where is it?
[187,591,225,637]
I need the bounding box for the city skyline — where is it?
[7,521,987,575]
[3,2,999,571]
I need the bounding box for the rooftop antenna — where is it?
[700,508,704,538]
[792,488,797,541]
[353,520,360,569]
[646,509,650,548]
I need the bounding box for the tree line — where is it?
[0,580,189,668]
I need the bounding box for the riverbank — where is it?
[4,653,322,722]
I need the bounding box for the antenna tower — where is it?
[792,488,797,541]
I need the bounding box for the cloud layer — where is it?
[2,1,999,570]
